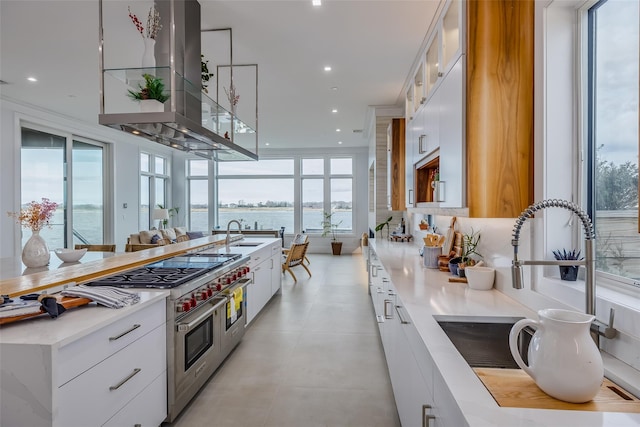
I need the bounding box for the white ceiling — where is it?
[0,0,439,150]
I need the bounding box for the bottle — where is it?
[401,218,406,234]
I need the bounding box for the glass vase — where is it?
[22,230,50,268]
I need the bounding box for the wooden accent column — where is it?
[466,0,535,217]
[388,118,406,210]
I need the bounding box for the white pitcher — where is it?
[509,308,604,403]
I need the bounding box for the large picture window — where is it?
[587,0,639,283]
[216,155,354,235]
[140,152,169,230]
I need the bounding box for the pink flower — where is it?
[7,198,59,232]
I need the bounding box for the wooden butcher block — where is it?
[474,368,640,413]
[0,296,92,326]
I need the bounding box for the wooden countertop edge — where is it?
[0,236,227,297]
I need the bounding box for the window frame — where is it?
[140,151,170,230]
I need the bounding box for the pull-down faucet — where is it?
[511,199,617,342]
[225,219,243,252]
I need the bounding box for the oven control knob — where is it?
[226,276,232,285]
[238,269,244,277]
[201,291,208,300]
[182,301,191,312]
[216,283,222,291]
[232,273,237,281]
[245,266,250,273]
[196,292,204,301]
[190,297,197,308]
[207,288,213,297]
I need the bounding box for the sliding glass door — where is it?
[21,127,108,249]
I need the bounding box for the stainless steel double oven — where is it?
[86,252,251,423]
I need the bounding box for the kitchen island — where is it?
[368,239,640,427]
[0,236,282,426]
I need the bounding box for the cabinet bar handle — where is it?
[109,368,141,391]
[396,305,410,324]
[384,300,394,319]
[419,135,426,154]
[422,404,436,427]
[109,324,141,341]
[409,189,414,204]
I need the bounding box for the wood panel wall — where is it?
[466,0,535,218]
[389,118,406,210]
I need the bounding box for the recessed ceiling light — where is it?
[132,130,140,135]
[312,0,321,6]
[331,109,338,113]
[336,128,341,132]
[324,66,332,71]
[26,76,37,82]
[338,141,343,145]
[331,86,338,91]
[265,142,270,146]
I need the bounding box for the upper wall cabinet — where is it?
[441,0,462,77]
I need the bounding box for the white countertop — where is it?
[369,239,640,427]
[0,291,169,348]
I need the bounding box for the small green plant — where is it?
[321,211,342,241]
[552,249,583,261]
[127,73,169,103]
[375,216,393,239]
[460,228,482,264]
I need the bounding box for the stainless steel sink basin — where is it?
[233,242,261,247]
[434,315,533,369]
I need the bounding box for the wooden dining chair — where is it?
[282,241,311,283]
[75,244,116,252]
[283,234,310,265]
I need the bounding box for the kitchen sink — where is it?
[233,242,262,247]
[434,315,533,369]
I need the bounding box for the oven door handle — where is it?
[223,278,251,298]
[177,297,225,332]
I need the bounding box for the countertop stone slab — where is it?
[369,238,640,427]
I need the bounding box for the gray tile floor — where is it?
[170,253,400,427]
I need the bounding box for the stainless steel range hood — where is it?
[98,0,258,161]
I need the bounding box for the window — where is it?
[187,159,209,232]
[21,128,108,249]
[217,159,295,231]
[216,155,355,235]
[587,0,639,284]
[140,152,169,230]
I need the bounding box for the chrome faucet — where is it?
[225,219,243,251]
[511,199,617,341]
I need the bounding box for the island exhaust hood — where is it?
[97,0,258,161]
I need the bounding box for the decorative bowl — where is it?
[54,248,87,263]
[465,266,495,290]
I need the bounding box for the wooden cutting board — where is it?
[452,231,463,257]
[474,368,640,412]
[0,296,92,326]
[443,217,457,255]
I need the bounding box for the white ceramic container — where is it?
[465,266,495,290]
[509,308,603,403]
[54,248,87,263]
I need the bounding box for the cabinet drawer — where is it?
[102,371,167,427]
[57,324,166,427]
[57,299,165,386]
[248,245,271,267]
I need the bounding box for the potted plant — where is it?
[457,229,482,277]
[321,211,343,255]
[375,216,393,240]
[127,73,170,112]
[552,249,583,281]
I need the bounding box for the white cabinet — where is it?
[367,256,465,427]
[270,243,282,296]
[0,297,167,427]
[246,240,282,324]
[437,56,465,208]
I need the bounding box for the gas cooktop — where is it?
[86,253,242,289]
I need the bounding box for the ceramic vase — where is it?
[22,230,50,268]
[141,38,156,69]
